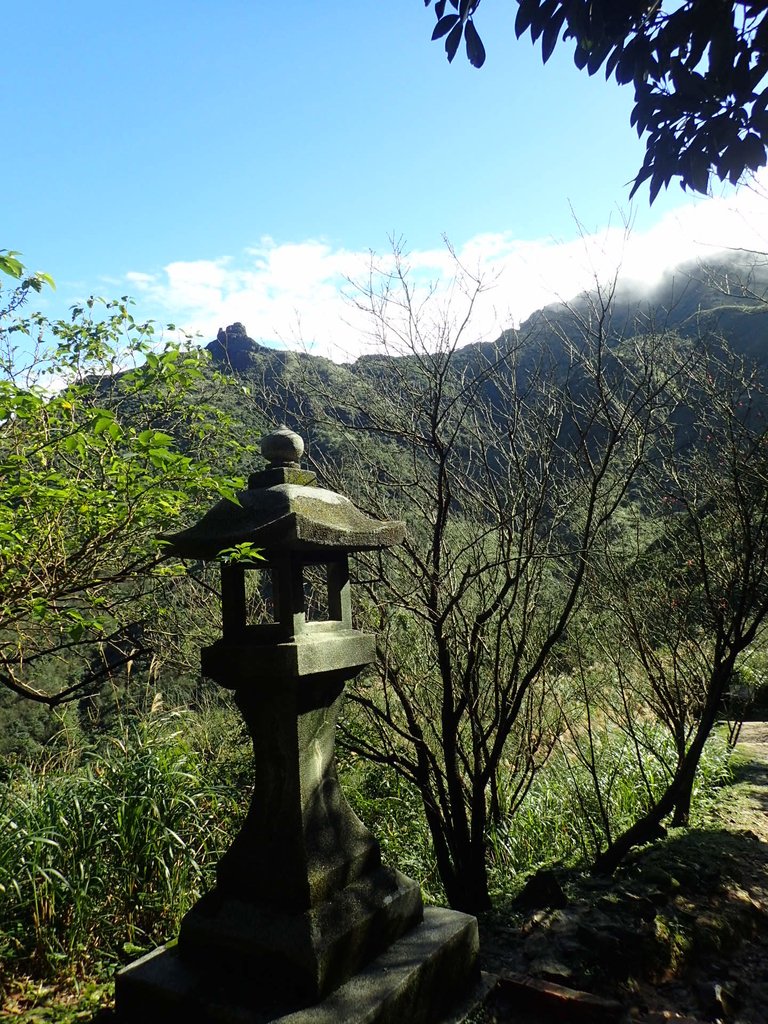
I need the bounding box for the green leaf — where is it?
[217,542,264,564]
[93,412,116,435]
[0,252,24,279]
[149,447,174,465]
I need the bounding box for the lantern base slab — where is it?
[178,865,423,1000]
[115,905,479,1024]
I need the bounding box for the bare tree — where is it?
[266,244,682,911]
[587,343,768,873]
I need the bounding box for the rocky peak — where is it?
[206,323,266,371]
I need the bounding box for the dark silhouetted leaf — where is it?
[687,151,710,193]
[541,17,561,64]
[465,19,486,68]
[433,14,460,40]
[649,171,665,204]
[445,20,463,62]
[586,42,610,76]
[752,108,768,138]
[605,45,622,80]
[615,51,635,85]
[743,133,767,172]
[629,160,654,199]
[514,0,539,39]
[426,0,768,203]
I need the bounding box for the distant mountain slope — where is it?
[519,250,768,365]
[207,252,768,382]
[199,251,768,477]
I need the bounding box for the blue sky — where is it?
[6,2,766,357]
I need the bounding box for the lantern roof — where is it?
[159,426,405,560]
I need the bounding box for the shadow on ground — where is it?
[476,786,768,1021]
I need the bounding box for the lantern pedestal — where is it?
[187,639,425,1001]
[116,906,478,1024]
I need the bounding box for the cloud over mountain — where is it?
[123,173,768,361]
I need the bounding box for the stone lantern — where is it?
[116,426,478,1023]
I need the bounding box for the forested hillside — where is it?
[4,248,767,764]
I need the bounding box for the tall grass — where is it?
[340,754,446,903]
[485,725,733,890]
[0,698,734,995]
[0,702,248,986]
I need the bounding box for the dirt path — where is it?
[476,723,768,1023]
[649,721,768,1023]
[733,721,768,827]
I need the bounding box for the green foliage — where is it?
[0,290,252,706]
[0,251,25,281]
[216,542,266,565]
[0,249,54,294]
[339,751,445,903]
[297,251,695,911]
[0,688,735,999]
[3,246,766,996]
[216,247,768,906]
[486,727,733,885]
[730,644,768,716]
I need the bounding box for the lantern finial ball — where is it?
[261,425,304,467]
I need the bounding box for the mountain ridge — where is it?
[205,252,768,384]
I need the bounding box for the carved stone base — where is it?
[115,906,479,1024]
[178,865,423,1001]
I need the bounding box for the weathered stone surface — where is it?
[179,866,423,1001]
[261,426,304,466]
[527,957,578,985]
[161,483,406,559]
[115,907,479,1024]
[201,632,376,688]
[200,668,381,910]
[248,466,318,489]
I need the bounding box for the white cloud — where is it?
[122,172,768,362]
